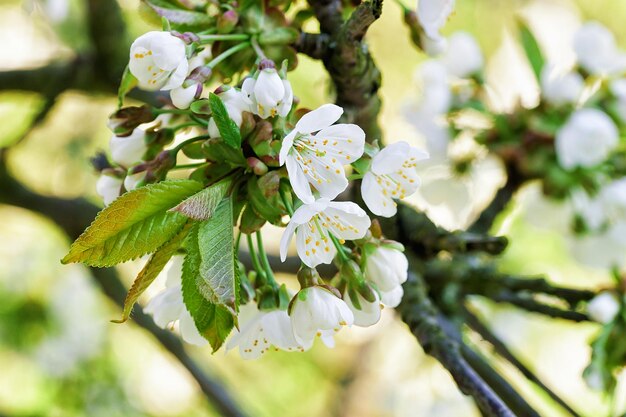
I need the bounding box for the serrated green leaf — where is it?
[518,21,544,83]
[196,197,238,314]
[61,179,203,267]
[118,66,137,109]
[170,179,231,220]
[143,0,214,27]
[182,224,234,351]
[209,93,241,149]
[113,221,192,323]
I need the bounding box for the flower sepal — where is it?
[107,105,156,137]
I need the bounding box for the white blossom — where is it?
[109,128,147,167]
[96,174,123,206]
[242,66,293,118]
[361,141,429,217]
[555,108,618,170]
[344,290,382,327]
[170,84,198,109]
[442,32,483,78]
[587,292,621,324]
[280,198,371,268]
[611,79,626,122]
[417,0,455,43]
[365,246,408,292]
[129,31,188,91]
[226,303,304,359]
[570,188,606,232]
[207,87,252,138]
[601,178,626,221]
[540,64,584,106]
[289,286,354,347]
[573,22,626,76]
[124,171,146,191]
[380,286,404,308]
[145,257,207,346]
[279,104,365,203]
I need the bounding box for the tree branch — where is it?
[490,291,590,322]
[398,268,515,417]
[462,307,582,417]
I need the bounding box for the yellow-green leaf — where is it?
[113,221,193,323]
[170,179,231,220]
[61,179,203,267]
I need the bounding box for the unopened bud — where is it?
[107,105,155,137]
[184,66,212,87]
[370,219,382,239]
[217,10,239,33]
[258,58,276,71]
[247,157,268,175]
[340,260,363,283]
[239,111,256,139]
[297,266,321,288]
[249,120,274,156]
[171,30,200,44]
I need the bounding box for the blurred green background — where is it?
[1,0,626,416]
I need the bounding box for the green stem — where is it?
[170,122,199,131]
[246,233,266,282]
[279,185,294,216]
[198,34,250,43]
[205,42,251,69]
[170,163,205,171]
[171,136,209,154]
[328,231,350,263]
[256,232,278,287]
[154,108,189,115]
[251,36,267,60]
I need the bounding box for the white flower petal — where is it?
[380,286,404,308]
[285,155,316,204]
[314,123,366,164]
[295,104,343,134]
[96,174,123,206]
[345,291,382,327]
[361,171,397,217]
[179,309,208,346]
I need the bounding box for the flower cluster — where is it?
[86,4,429,359]
[405,20,626,268]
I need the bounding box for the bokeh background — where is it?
[2,0,626,416]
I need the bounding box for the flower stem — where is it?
[329,233,350,263]
[246,233,267,282]
[171,135,210,154]
[198,34,250,43]
[251,36,267,60]
[154,108,189,115]
[170,122,198,131]
[205,42,251,69]
[279,184,294,216]
[256,232,278,287]
[170,163,205,171]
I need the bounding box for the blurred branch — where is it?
[398,269,516,417]
[294,32,330,60]
[462,307,582,417]
[0,158,249,417]
[490,290,590,322]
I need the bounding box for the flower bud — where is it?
[107,105,155,137]
[96,172,123,206]
[124,170,146,191]
[247,157,268,176]
[110,128,148,167]
[249,120,274,156]
[242,60,293,119]
[297,266,321,288]
[344,286,381,327]
[239,111,257,139]
[170,83,201,109]
[129,31,188,91]
[365,246,408,292]
[587,291,621,324]
[217,10,239,33]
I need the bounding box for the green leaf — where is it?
[196,197,238,314]
[518,20,544,83]
[190,99,212,115]
[113,221,193,323]
[182,224,234,351]
[247,172,286,224]
[170,179,231,220]
[61,179,203,267]
[239,204,266,234]
[209,92,241,149]
[142,0,214,28]
[117,66,137,109]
